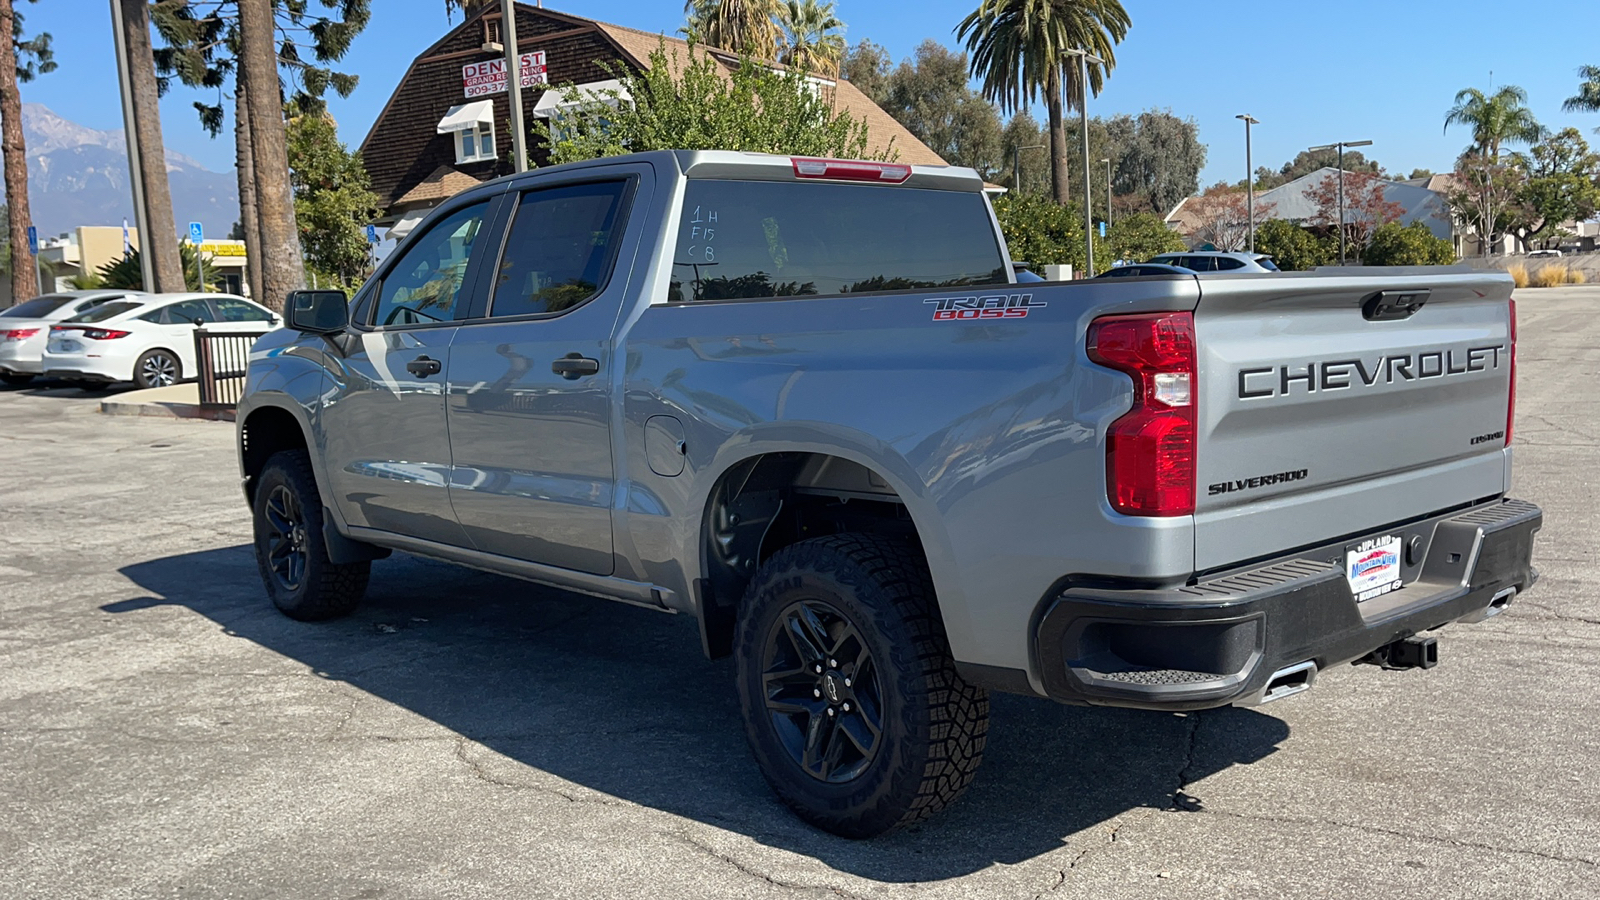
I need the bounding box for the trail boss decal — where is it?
[925,293,1047,321]
[1237,344,1507,399]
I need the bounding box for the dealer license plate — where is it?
[1346,534,1403,602]
[49,339,79,353]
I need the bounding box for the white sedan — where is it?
[42,292,280,389]
[0,289,146,385]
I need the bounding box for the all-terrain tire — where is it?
[252,449,370,621]
[734,534,989,838]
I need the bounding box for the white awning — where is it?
[530,79,631,117]
[389,207,430,240]
[436,100,494,134]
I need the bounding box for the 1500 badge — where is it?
[925,293,1047,321]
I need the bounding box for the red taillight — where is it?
[1,328,39,340]
[1506,298,1516,446]
[1088,311,1197,516]
[55,325,129,340]
[791,157,912,183]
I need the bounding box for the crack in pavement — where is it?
[1202,808,1600,870]
[449,737,624,807]
[667,831,867,899]
[1169,712,1205,812]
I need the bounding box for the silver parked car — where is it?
[1148,250,1280,272]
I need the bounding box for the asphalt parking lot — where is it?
[3,288,1598,900]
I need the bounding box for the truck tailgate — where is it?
[1191,270,1514,571]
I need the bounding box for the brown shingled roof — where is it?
[395,165,484,208]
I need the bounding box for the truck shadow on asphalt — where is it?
[113,545,1290,882]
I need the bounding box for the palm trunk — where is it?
[0,0,34,304]
[234,82,263,302]
[119,0,184,292]
[239,0,302,311]
[1045,65,1070,207]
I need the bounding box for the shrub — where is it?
[1508,263,1529,288]
[1252,219,1331,271]
[1568,268,1587,284]
[992,192,1096,275]
[1363,221,1457,266]
[1105,212,1186,264]
[1533,264,1570,287]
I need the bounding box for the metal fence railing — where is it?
[194,329,270,411]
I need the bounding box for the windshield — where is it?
[1,295,74,318]
[64,301,142,324]
[670,180,1008,302]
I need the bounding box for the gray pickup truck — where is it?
[237,150,1540,838]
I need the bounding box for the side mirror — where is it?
[286,290,349,334]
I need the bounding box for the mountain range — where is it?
[4,104,239,242]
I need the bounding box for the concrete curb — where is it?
[99,384,234,422]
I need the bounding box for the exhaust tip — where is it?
[1237,661,1317,706]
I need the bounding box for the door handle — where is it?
[406,355,442,377]
[551,353,600,380]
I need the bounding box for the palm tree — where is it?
[778,0,846,76]
[683,0,782,59]
[1564,65,1600,132]
[1443,85,1544,162]
[0,0,54,306]
[957,0,1129,207]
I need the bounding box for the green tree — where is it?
[151,0,371,305]
[1,0,56,305]
[882,40,1002,175]
[1363,221,1456,266]
[1444,85,1544,161]
[533,41,882,165]
[1253,219,1332,271]
[1115,110,1205,215]
[1253,148,1382,191]
[1406,168,1434,181]
[777,0,845,76]
[1104,212,1184,263]
[1512,127,1600,249]
[957,0,1130,206]
[999,110,1048,194]
[683,0,781,58]
[1563,64,1600,132]
[840,39,890,105]
[97,244,224,292]
[287,113,380,289]
[1448,153,1525,256]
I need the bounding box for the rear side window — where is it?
[2,295,73,318]
[489,180,630,317]
[1213,257,1245,271]
[67,301,141,323]
[1255,256,1280,272]
[669,180,1007,302]
[212,298,274,322]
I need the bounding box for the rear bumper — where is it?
[42,352,123,383]
[1032,498,1542,711]
[0,341,44,374]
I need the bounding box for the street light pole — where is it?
[1236,114,1258,252]
[1308,139,1372,265]
[1014,143,1046,195]
[502,0,528,173]
[1063,48,1104,277]
[1100,157,1112,228]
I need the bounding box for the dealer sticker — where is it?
[1346,534,1403,602]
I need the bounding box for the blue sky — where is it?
[19,0,1600,189]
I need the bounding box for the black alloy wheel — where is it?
[761,599,884,784]
[262,483,309,593]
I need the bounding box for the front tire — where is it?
[252,450,370,621]
[734,534,989,838]
[133,349,181,389]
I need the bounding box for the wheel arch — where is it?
[691,443,960,661]
[238,400,315,507]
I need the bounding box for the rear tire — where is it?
[133,349,181,389]
[252,450,369,621]
[0,373,32,386]
[734,534,989,838]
